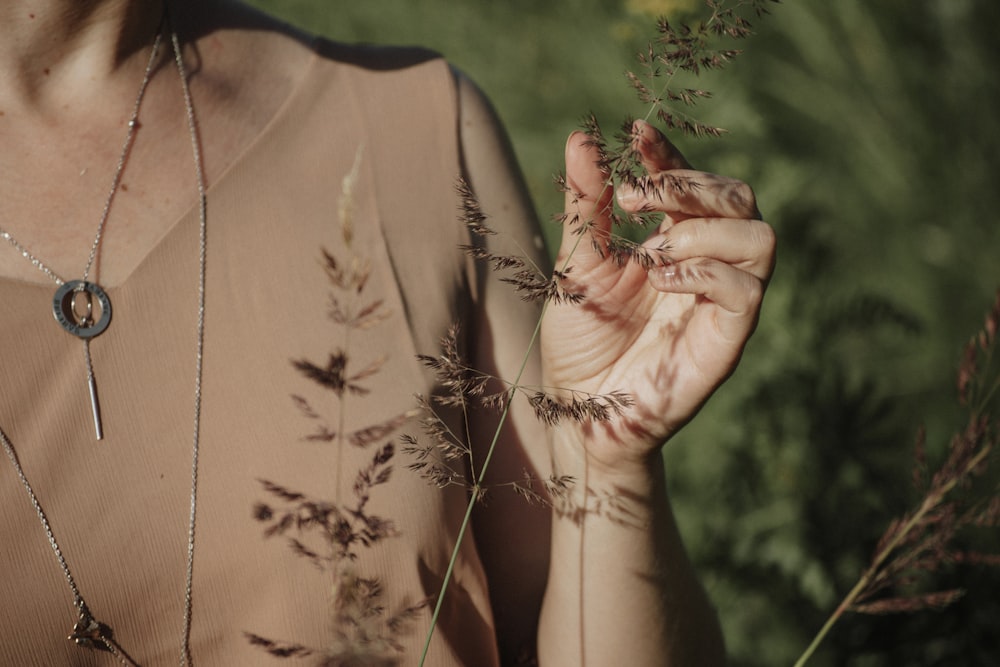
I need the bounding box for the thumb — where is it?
[559,131,614,265]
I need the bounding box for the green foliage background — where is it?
[248,1,1000,664]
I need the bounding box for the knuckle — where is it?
[745,275,765,306]
[753,220,777,256]
[730,181,758,217]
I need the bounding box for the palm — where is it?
[542,245,743,454]
[541,122,773,467]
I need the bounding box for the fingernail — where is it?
[657,260,678,279]
[616,187,639,207]
[633,119,660,149]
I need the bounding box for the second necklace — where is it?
[1,6,208,665]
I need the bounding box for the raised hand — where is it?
[541,120,775,472]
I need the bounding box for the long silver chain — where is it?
[0,5,207,665]
[172,20,208,667]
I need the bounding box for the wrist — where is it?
[548,421,667,495]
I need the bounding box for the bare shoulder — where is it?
[451,67,545,261]
[181,1,315,112]
[454,68,503,140]
[177,2,317,169]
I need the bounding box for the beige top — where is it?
[0,41,503,666]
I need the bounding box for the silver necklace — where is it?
[0,15,161,441]
[0,7,207,666]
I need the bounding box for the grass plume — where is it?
[794,290,1000,666]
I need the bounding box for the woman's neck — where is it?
[0,0,166,110]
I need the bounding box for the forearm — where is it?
[537,428,725,667]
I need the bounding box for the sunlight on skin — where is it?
[543,121,774,471]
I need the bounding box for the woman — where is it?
[0,0,774,664]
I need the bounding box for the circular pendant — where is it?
[53,280,113,339]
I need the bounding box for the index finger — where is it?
[632,119,691,173]
[617,170,760,221]
[627,120,760,220]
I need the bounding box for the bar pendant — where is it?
[88,374,104,441]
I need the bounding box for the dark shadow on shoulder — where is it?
[175,0,442,73]
[314,39,442,72]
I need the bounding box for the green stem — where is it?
[418,309,547,666]
[791,579,864,667]
[417,481,479,665]
[419,169,610,663]
[792,441,992,666]
[419,108,655,662]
